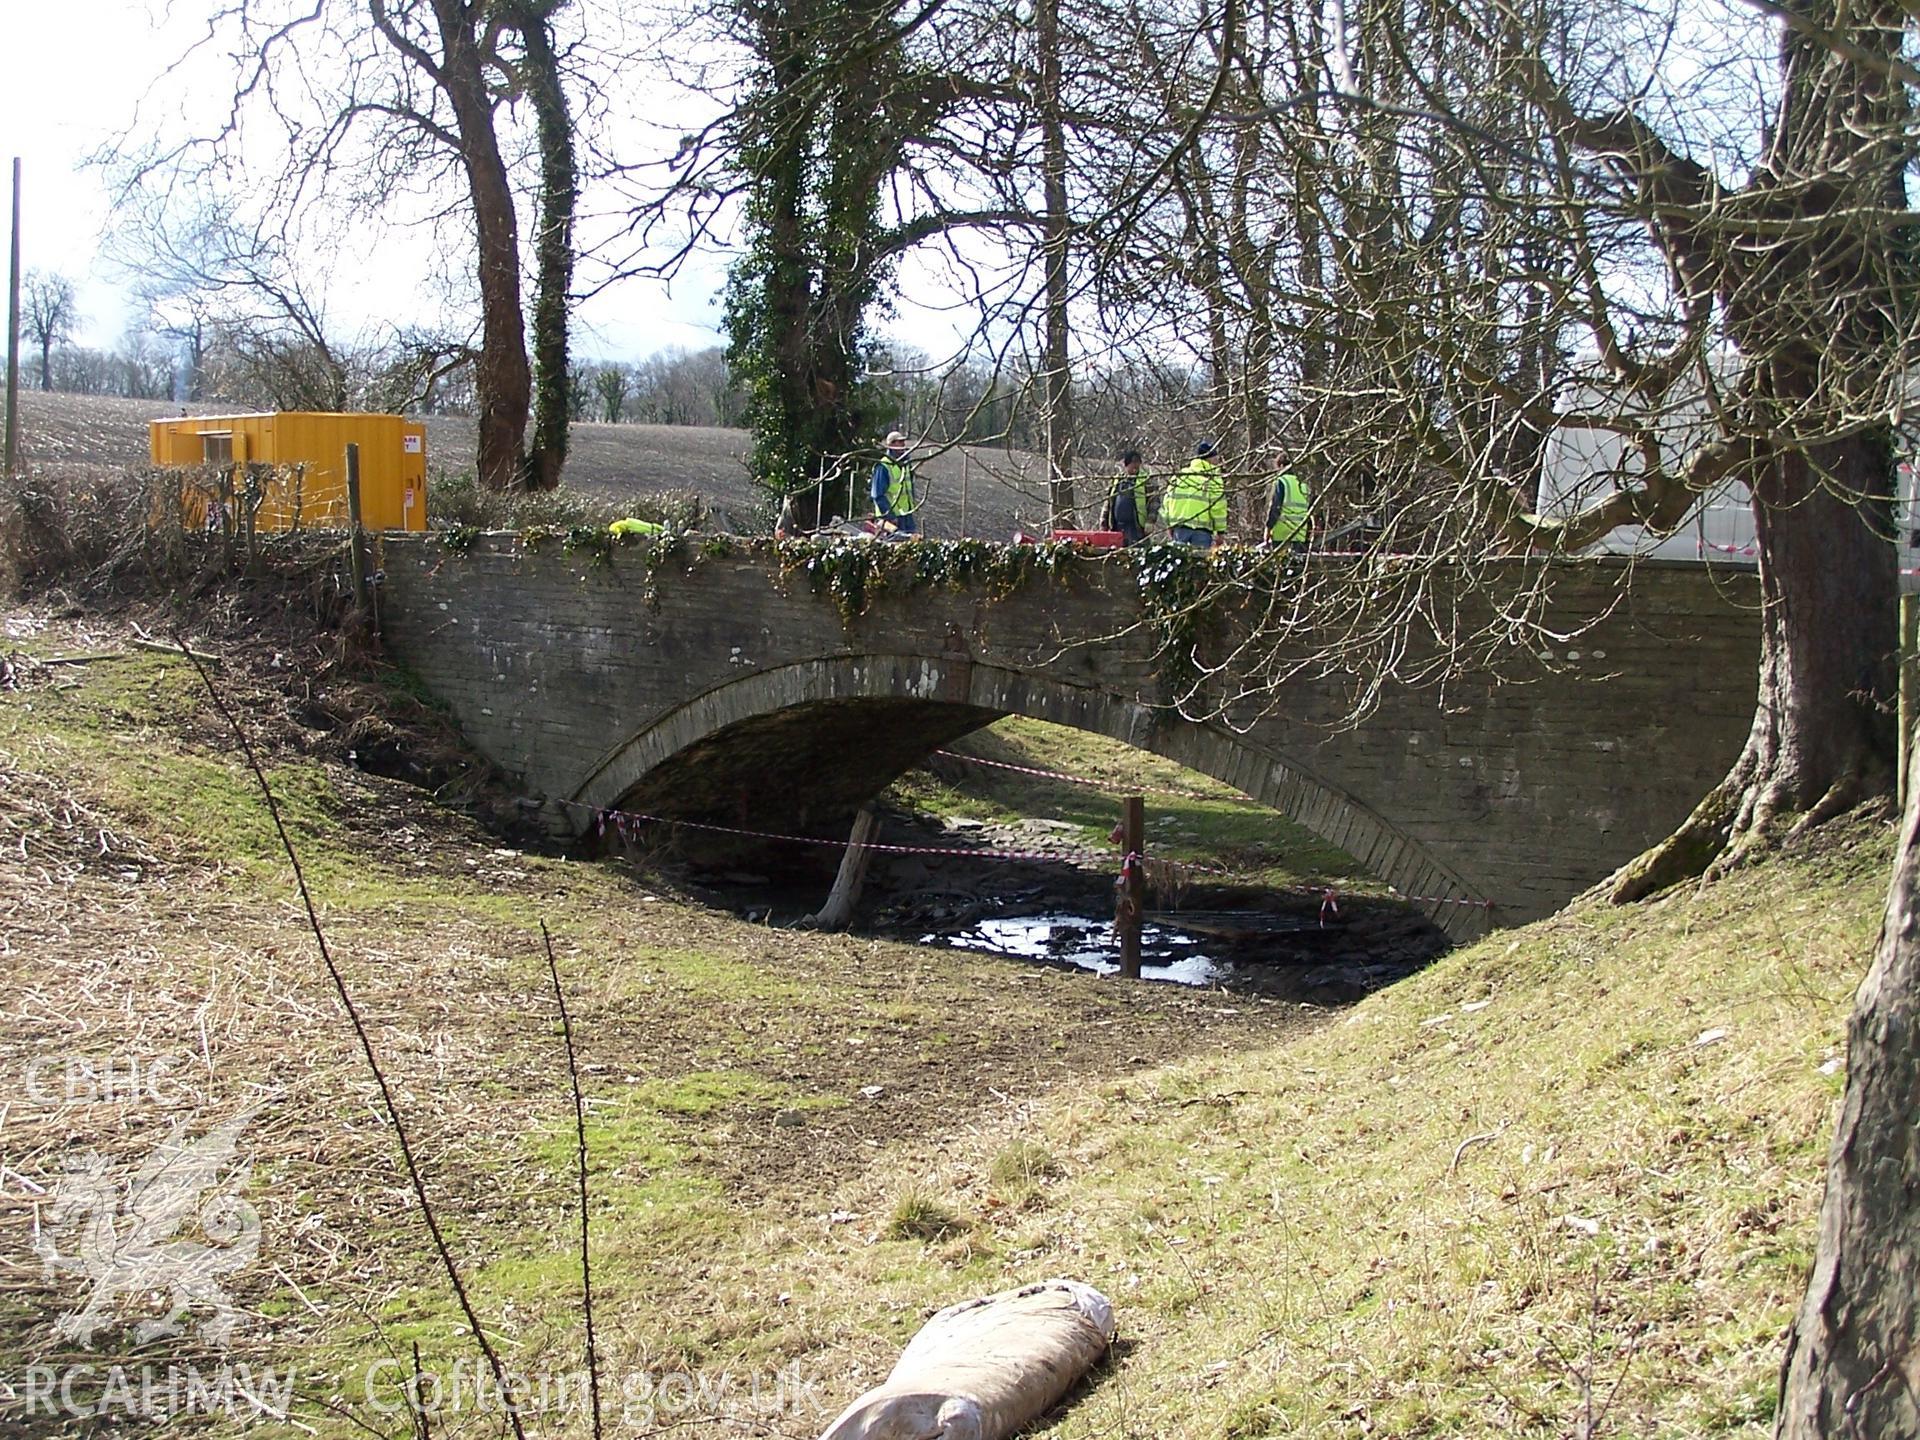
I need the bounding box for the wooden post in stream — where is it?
[1117,795,1144,978]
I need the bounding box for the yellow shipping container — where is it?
[149,412,429,533]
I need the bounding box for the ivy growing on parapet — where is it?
[427,531,1311,714]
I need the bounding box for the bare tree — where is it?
[48,347,116,396]
[1503,0,1911,889]
[363,0,534,486]
[1063,0,1911,881]
[116,327,178,401]
[111,202,360,410]
[591,362,629,422]
[508,0,580,489]
[22,272,78,392]
[106,0,603,490]
[1034,0,1076,522]
[135,272,216,403]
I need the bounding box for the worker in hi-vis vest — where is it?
[871,430,919,535]
[1103,448,1154,546]
[1265,449,1310,552]
[1164,439,1227,548]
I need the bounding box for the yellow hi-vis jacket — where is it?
[1163,458,1225,532]
[1267,473,1310,545]
[875,458,917,518]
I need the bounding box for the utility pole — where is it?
[5,158,21,477]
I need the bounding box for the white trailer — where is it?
[1534,399,1920,582]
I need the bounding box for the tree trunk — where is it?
[1610,438,1897,900]
[1036,0,1075,528]
[1736,440,1901,828]
[1762,11,1917,1421]
[519,5,575,493]
[436,2,531,491]
[1773,758,1920,1437]
[1603,0,1909,899]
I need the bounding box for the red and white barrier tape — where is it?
[566,798,1493,917]
[567,796,1119,867]
[929,749,1198,798]
[1388,888,1497,911]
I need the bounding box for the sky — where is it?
[1,2,178,350]
[0,0,743,363]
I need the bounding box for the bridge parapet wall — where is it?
[377,535,1760,937]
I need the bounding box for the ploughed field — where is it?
[11,390,1066,539]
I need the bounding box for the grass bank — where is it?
[892,714,1376,892]
[0,608,1881,1437]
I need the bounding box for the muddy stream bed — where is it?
[682,811,1453,1004]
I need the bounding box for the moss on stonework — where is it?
[434,532,1302,700]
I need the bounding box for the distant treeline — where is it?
[38,340,177,404]
[42,332,1210,460]
[585,344,1217,460]
[570,349,746,429]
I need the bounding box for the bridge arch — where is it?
[570,655,1487,937]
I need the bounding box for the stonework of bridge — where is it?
[377,536,1761,939]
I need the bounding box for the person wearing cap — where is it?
[1163,439,1227,548]
[1103,448,1154,547]
[871,431,919,535]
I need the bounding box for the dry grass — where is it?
[0,611,1316,1436]
[801,826,1883,1438]
[0,597,1887,1439]
[885,1188,971,1242]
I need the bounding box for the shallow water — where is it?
[922,911,1230,986]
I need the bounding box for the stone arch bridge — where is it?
[378,536,1760,940]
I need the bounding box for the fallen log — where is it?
[818,1279,1115,1440]
[132,638,222,667]
[39,652,129,666]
